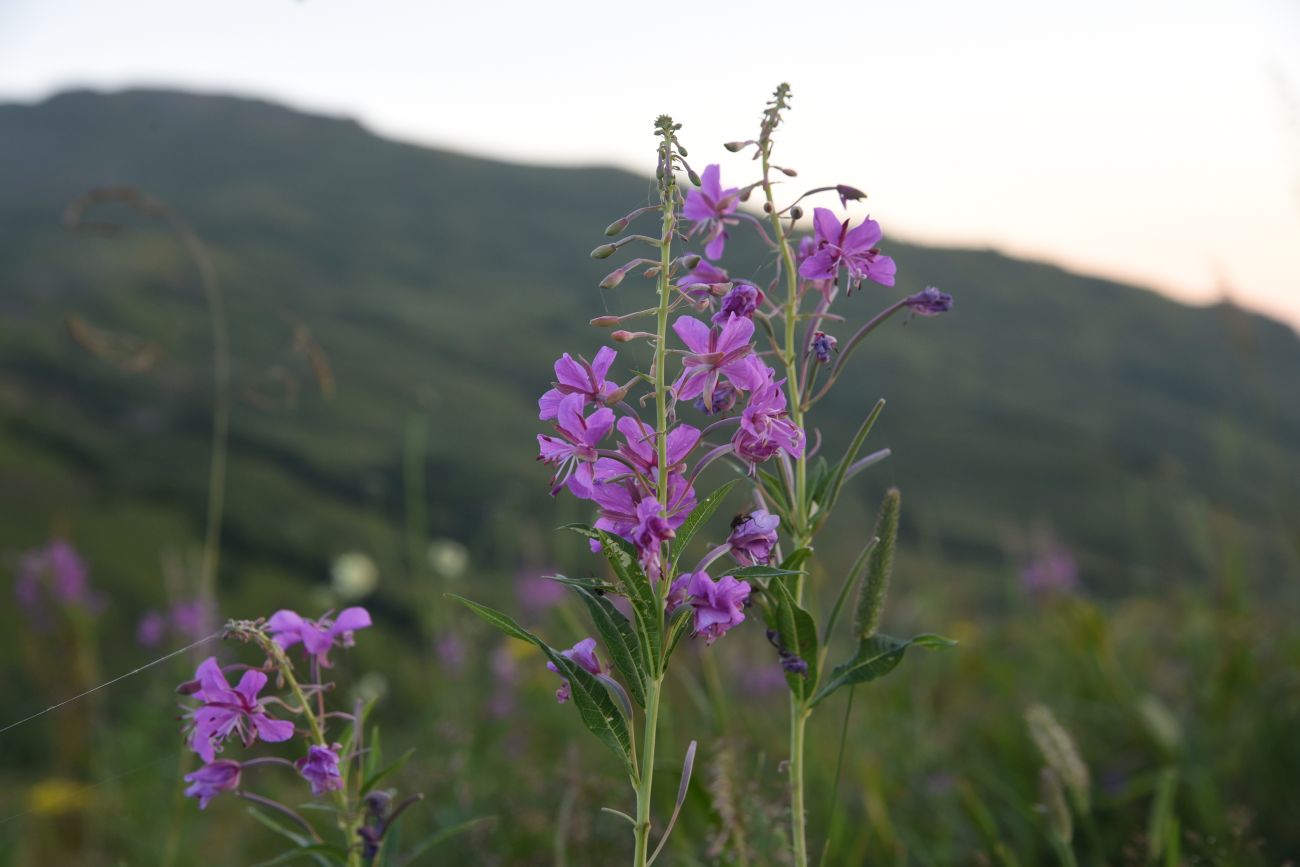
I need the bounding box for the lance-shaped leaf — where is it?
[450,595,635,775]
[663,604,693,662]
[727,564,804,590]
[669,477,740,566]
[823,536,879,645]
[812,398,885,533]
[810,633,955,707]
[759,578,820,702]
[572,585,647,708]
[563,524,663,674]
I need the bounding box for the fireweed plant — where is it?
[176,608,425,866]
[456,85,954,866]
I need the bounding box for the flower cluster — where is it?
[175,609,382,819]
[13,538,103,627]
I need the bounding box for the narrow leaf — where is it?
[810,633,954,706]
[669,477,741,565]
[361,747,415,796]
[648,740,698,865]
[761,579,819,702]
[824,537,879,645]
[816,399,885,523]
[573,586,647,707]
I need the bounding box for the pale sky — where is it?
[2,0,1298,329]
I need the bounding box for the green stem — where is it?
[633,676,664,867]
[790,703,811,867]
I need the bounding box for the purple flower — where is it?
[436,633,467,674]
[184,760,241,809]
[693,382,737,416]
[13,539,100,625]
[171,598,215,640]
[297,744,344,796]
[903,286,953,316]
[515,568,567,619]
[682,571,751,644]
[546,637,606,704]
[728,511,781,566]
[590,473,696,579]
[596,416,701,486]
[266,607,372,668]
[732,375,806,465]
[810,331,838,363]
[539,347,621,420]
[682,164,740,260]
[183,657,294,762]
[137,610,167,647]
[1020,543,1079,595]
[537,393,616,497]
[798,208,896,288]
[672,314,766,408]
[675,260,732,300]
[712,283,764,325]
[796,236,835,301]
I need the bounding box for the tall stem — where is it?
[790,705,811,867]
[633,676,664,866]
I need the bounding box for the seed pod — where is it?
[855,487,900,639]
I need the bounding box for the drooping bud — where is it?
[680,253,701,271]
[855,487,899,639]
[778,166,798,177]
[810,331,838,363]
[611,330,655,343]
[687,168,702,187]
[604,218,629,236]
[590,244,617,260]
[723,140,751,152]
[599,268,627,289]
[590,315,621,328]
[836,184,868,207]
[790,205,804,220]
[904,287,954,316]
[677,144,689,157]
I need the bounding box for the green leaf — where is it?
[759,578,820,702]
[572,586,647,708]
[725,564,804,588]
[361,747,415,796]
[562,525,662,674]
[546,573,619,594]
[756,468,791,518]
[449,595,635,775]
[780,546,815,574]
[669,477,741,566]
[824,537,878,645]
[810,633,955,707]
[396,816,495,866]
[252,845,350,867]
[814,399,885,528]
[664,605,693,662]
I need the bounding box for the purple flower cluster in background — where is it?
[13,538,102,627]
[138,598,215,647]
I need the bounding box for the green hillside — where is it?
[1,88,1297,615]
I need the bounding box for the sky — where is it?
[2,0,1298,329]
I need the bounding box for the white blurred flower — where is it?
[427,539,469,579]
[353,671,389,705]
[331,551,379,600]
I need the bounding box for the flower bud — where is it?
[763,201,773,213]
[723,140,750,152]
[738,187,752,202]
[687,168,701,187]
[680,254,701,270]
[604,218,629,237]
[810,331,837,363]
[779,166,798,177]
[677,144,689,157]
[836,184,867,205]
[590,315,621,328]
[790,205,804,220]
[590,244,617,260]
[599,268,626,290]
[611,330,653,343]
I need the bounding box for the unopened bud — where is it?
[836,184,868,203]
[176,678,201,696]
[738,188,752,202]
[723,141,750,152]
[687,168,701,187]
[790,205,804,220]
[590,244,617,260]
[599,268,627,290]
[677,144,689,157]
[590,315,621,328]
[642,266,661,278]
[611,330,653,343]
[763,201,773,213]
[604,218,629,237]
[779,166,798,177]
[680,254,701,270]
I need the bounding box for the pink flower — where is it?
[728,511,781,566]
[672,314,766,408]
[731,376,805,465]
[538,347,620,420]
[297,744,344,796]
[266,607,372,668]
[183,657,294,762]
[682,164,740,260]
[546,637,605,704]
[184,760,241,809]
[682,571,751,644]
[798,208,896,288]
[537,393,616,497]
